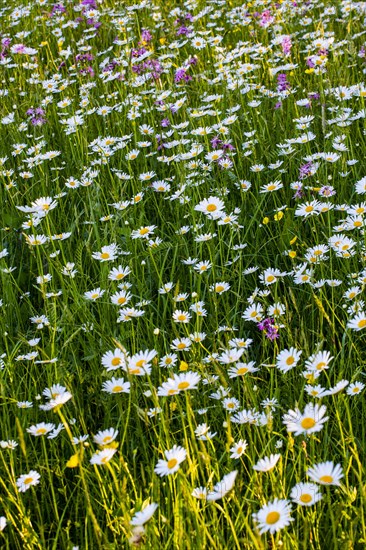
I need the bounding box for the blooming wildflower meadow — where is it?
[1,0,366,548]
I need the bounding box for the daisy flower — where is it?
[131,226,157,239]
[282,403,328,436]
[307,461,343,486]
[290,482,322,506]
[195,423,216,440]
[228,361,258,378]
[157,371,201,396]
[346,382,365,395]
[84,288,105,301]
[127,349,157,375]
[347,312,366,331]
[39,390,72,411]
[230,439,248,459]
[154,445,187,477]
[276,348,302,373]
[194,261,212,274]
[218,348,245,364]
[326,380,349,396]
[206,470,238,501]
[16,470,41,492]
[304,384,328,398]
[93,435,117,456]
[110,290,133,307]
[171,338,192,351]
[172,310,192,323]
[101,348,128,371]
[130,503,158,526]
[191,487,208,500]
[252,499,293,534]
[26,422,55,436]
[210,282,230,293]
[194,196,225,219]
[305,351,333,373]
[222,397,240,412]
[159,354,178,368]
[260,180,283,193]
[108,265,132,281]
[102,377,130,394]
[260,268,285,286]
[92,243,119,262]
[253,454,281,472]
[90,448,117,465]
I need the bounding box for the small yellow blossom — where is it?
[179,361,189,371]
[66,453,79,468]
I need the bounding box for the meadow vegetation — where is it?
[0,0,366,548]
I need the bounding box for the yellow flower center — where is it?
[129,368,141,375]
[37,428,47,435]
[316,362,326,371]
[112,386,123,393]
[266,275,275,283]
[206,204,217,212]
[237,367,248,375]
[136,359,146,367]
[227,403,235,409]
[358,320,366,329]
[139,228,149,235]
[216,285,224,293]
[116,273,125,280]
[177,343,186,349]
[177,315,186,321]
[178,381,190,390]
[267,184,276,191]
[352,387,360,393]
[118,297,126,305]
[111,357,121,366]
[300,494,312,503]
[167,458,178,469]
[91,293,99,299]
[319,475,333,484]
[266,511,280,525]
[103,436,112,444]
[305,206,314,213]
[24,477,34,485]
[237,447,243,454]
[301,417,316,429]
[286,356,295,365]
[101,252,110,259]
